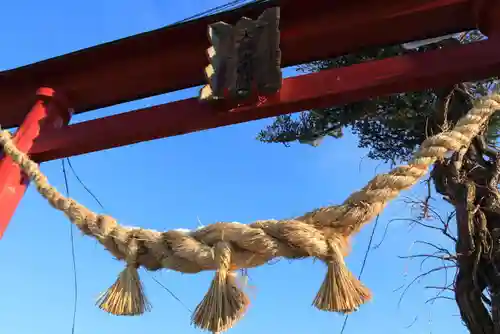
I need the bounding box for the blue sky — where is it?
[0,1,468,333]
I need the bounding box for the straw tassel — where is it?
[192,241,250,333]
[313,239,371,313]
[97,238,151,316]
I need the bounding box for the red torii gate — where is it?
[0,0,499,239]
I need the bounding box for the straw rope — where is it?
[1,92,499,332]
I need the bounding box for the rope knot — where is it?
[192,241,249,333]
[313,237,371,313]
[125,237,139,266]
[96,236,151,316]
[214,241,232,276]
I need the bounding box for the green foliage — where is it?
[257,32,499,163]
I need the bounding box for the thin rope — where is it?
[65,157,193,314]
[175,0,250,24]
[62,159,78,334]
[66,158,105,210]
[171,0,270,25]
[147,273,193,313]
[339,215,380,334]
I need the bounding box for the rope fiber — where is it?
[1,92,499,333]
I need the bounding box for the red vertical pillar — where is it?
[0,87,71,239]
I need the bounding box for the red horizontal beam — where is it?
[0,0,477,128]
[30,38,500,162]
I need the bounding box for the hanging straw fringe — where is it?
[192,241,249,333]
[0,94,499,332]
[313,239,371,313]
[97,239,151,316]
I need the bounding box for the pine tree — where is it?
[257,31,499,163]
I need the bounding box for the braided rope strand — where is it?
[1,93,499,332]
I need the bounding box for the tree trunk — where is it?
[431,84,500,333]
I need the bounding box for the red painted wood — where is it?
[473,0,500,36]
[30,37,500,162]
[0,0,476,128]
[0,88,71,239]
